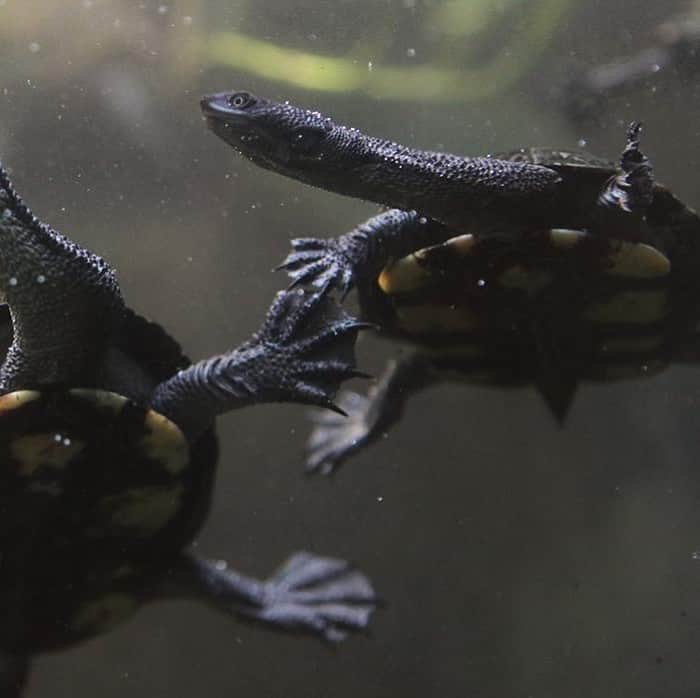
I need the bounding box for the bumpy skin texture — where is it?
[0,164,364,436]
[278,124,673,304]
[0,167,123,392]
[201,92,655,238]
[0,162,377,646]
[152,289,368,439]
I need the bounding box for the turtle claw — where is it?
[239,552,378,642]
[278,234,367,298]
[252,290,368,412]
[306,390,375,475]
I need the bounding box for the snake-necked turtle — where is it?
[200,92,700,473]
[200,91,658,242]
[0,161,376,656]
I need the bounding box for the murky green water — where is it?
[3,1,700,696]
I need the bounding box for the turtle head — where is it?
[200,91,371,192]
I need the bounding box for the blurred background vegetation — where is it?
[3,1,700,697]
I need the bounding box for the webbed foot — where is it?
[306,390,378,474]
[151,289,371,438]
[304,353,432,474]
[252,289,371,413]
[277,231,369,298]
[599,121,654,214]
[237,552,377,642]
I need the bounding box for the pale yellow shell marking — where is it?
[0,390,41,415]
[140,411,189,474]
[379,234,477,295]
[381,228,670,298]
[396,303,479,333]
[549,228,583,249]
[13,433,85,476]
[584,290,668,325]
[550,228,670,278]
[70,389,188,473]
[98,484,185,534]
[418,233,477,258]
[378,256,431,294]
[68,389,129,412]
[604,242,670,279]
[71,594,138,633]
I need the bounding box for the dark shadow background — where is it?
[3,0,700,696]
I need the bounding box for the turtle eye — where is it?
[289,127,327,156]
[228,92,255,109]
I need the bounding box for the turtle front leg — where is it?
[277,209,452,298]
[306,352,434,474]
[0,165,123,392]
[151,289,370,440]
[167,551,377,643]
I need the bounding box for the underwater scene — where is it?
[1,1,700,696]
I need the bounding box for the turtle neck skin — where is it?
[199,90,574,236]
[0,165,123,392]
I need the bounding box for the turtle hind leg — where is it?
[165,551,378,643]
[598,121,655,215]
[306,352,434,475]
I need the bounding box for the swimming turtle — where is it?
[200,91,700,473]
[200,91,657,242]
[0,162,376,655]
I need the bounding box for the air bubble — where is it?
[36,274,46,284]
[577,138,587,148]
[477,278,486,287]
[406,48,416,57]
[214,559,228,571]
[28,42,40,54]
[8,277,17,286]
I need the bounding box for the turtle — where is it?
[199,90,657,243]
[0,159,378,663]
[199,91,700,473]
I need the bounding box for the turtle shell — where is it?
[375,229,672,384]
[502,147,614,171]
[0,388,190,537]
[0,387,204,651]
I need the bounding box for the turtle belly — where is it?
[374,230,672,388]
